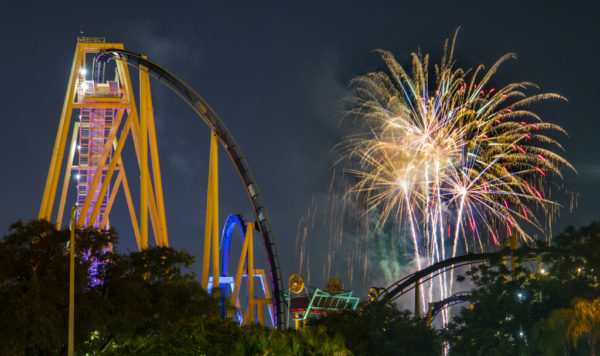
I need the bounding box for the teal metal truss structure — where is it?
[282,287,360,325]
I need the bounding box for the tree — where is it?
[0,219,117,355]
[0,219,350,355]
[74,240,222,353]
[0,219,218,355]
[568,297,600,356]
[98,317,351,355]
[530,308,575,355]
[447,222,600,355]
[309,301,443,356]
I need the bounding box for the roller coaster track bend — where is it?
[96,50,285,329]
[430,292,473,317]
[376,249,530,305]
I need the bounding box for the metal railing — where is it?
[77,36,105,43]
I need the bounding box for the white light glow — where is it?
[399,180,408,190]
[80,68,87,75]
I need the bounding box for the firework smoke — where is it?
[338,30,574,324]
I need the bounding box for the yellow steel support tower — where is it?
[39,37,168,248]
[43,37,277,328]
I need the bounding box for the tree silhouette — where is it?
[568,297,600,356]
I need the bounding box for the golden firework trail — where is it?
[340,31,574,323]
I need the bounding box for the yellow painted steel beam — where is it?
[257,301,264,326]
[247,222,255,324]
[131,111,163,246]
[241,309,250,326]
[119,159,142,250]
[202,131,219,289]
[79,42,125,53]
[120,61,142,166]
[113,58,148,250]
[211,131,220,293]
[201,181,213,289]
[112,60,141,169]
[147,181,161,247]
[426,303,434,327]
[294,312,300,330]
[229,226,251,318]
[131,116,164,244]
[106,140,142,249]
[145,75,169,246]
[253,298,271,326]
[56,122,80,228]
[116,59,134,107]
[81,96,122,103]
[120,60,167,247]
[40,44,83,220]
[100,153,159,247]
[256,270,275,325]
[140,62,149,249]
[137,62,163,247]
[70,166,120,170]
[99,169,123,229]
[80,48,86,79]
[128,111,164,246]
[240,222,256,326]
[72,103,131,108]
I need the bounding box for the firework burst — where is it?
[340,31,574,323]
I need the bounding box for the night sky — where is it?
[0,1,598,295]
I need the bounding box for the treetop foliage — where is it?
[448,221,600,355]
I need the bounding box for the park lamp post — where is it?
[68,207,78,356]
